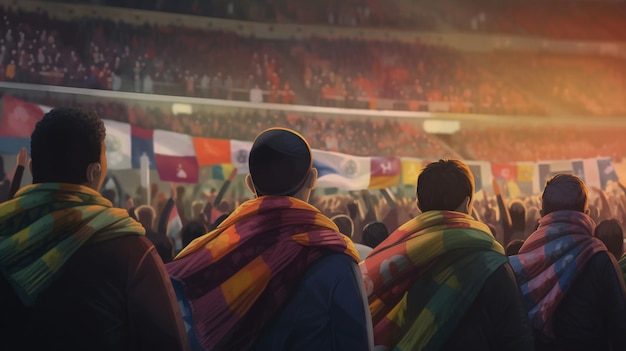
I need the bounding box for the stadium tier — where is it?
[1,4,625,117]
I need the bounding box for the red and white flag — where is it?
[153,130,199,183]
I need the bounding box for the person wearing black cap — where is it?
[167,128,374,351]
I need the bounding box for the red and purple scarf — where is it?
[166,196,359,350]
[509,210,606,336]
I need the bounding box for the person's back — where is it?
[167,128,373,350]
[1,235,184,350]
[254,253,371,350]
[361,159,533,350]
[0,108,187,350]
[544,251,626,351]
[510,174,626,351]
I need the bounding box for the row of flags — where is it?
[0,95,620,194]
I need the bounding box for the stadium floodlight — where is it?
[172,103,193,115]
[423,120,460,135]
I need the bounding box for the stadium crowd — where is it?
[2,108,626,350]
[4,5,626,117]
[44,0,626,41]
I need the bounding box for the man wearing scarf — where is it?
[0,108,188,350]
[167,128,373,351]
[361,159,533,351]
[510,174,626,350]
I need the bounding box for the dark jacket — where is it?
[145,228,174,263]
[417,263,534,351]
[1,235,188,351]
[253,253,374,350]
[535,251,626,351]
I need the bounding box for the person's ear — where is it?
[306,168,318,190]
[245,174,257,197]
[86,162,102,186]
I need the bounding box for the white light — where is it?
[172,103,192,115]
[423,120,460,134]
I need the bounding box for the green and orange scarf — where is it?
[166,196,359,351]
[0,183,144,306]
[360,210,507,351]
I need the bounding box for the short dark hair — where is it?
[248,128,312,196]
[595,219,623,259]
[363,222,389,249]
[332,215,354,238]
[541,174,587,216]
[505,239,525,256]
[182,220,208,247]
[417,159,474,212]
[31,108,105,184]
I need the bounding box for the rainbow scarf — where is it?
[0,183,144,306]
[509,210,605,336]
[166,196,359,351]
[360,210,506,351]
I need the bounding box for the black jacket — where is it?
[440,263,534,351]
[535,251,626,351]
[0,235,188,351]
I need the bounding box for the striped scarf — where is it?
[0,183,144,306]
[166,196,359,351]
[509,210,605,336]
[360,210,506,351]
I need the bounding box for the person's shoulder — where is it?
[585,250,621,278]
[303,253,359,281]
[480,262,518,296]
[82,234,155,260]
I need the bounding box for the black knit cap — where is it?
[249,128,312,197]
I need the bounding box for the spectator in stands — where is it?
[0,108,188,350]
[362,221,389,249]
[361,159,533,350]
[250,84,263,103]
[332,214,372,260]
[180,219,208,248]
[136,205,174,263]
[505,239,525,256]
[510,174,626,350]
[167,128,373,350]
[595,219,624,260]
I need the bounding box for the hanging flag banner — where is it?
[369,157,401,189]
[153,129,199,183]
[103,120,132,170]
[312,150,371,190]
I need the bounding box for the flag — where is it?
[571,158,601,189]
[517,163,535,182]
[131,125,155,169]
[466,161,492,192]
[211,164,236,180]
[193,137,232,166]
[538,160,574,190]
[167,204,184,253]
[401,158,424,186]
[154,130,199,183]
[598,158,619,189]
[369,157,401,189]
[491,163,517,182]
[0,96,50,153]
[103,120,132,170]
[230,140,253,174]
[516,162,537,195]
[0,96,49,138]
[312,150,370,190]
